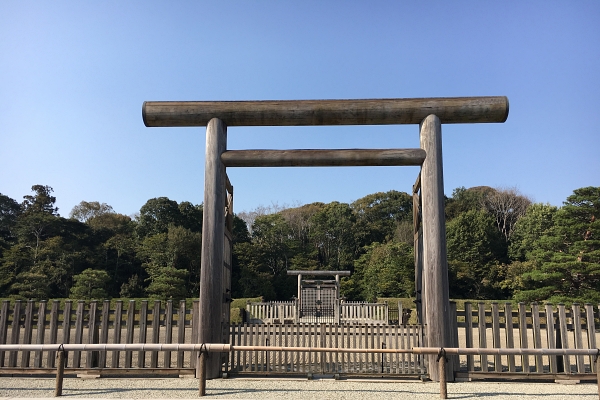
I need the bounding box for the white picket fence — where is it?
[245,301,393,324]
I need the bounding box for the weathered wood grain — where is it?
[544,304,557,373]
[557,304,571,373]
[199,118,227,379]
[46,301,59,368]
[61,301,72,366]
[143,97,509,127]
[72,301,84,368]
[33,301,46,368]
[221,148,426,167]
[478,303,488,373]
[492,303,502,372]
[518,303,529,372]
[124,300,135,368]
[138,301,148,368]
[21,300,34,367]
[111,301,123,368]
[164,300,173,368]
[464,302,474,372]
[99,300,110,368]
[420,114,452,382]
[504,303,516,372]
[86,301,98,368]
[531,302,543,372]
[584,304,596,372]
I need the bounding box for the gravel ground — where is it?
[0,377,598,399]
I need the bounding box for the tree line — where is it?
[0,184,598,304]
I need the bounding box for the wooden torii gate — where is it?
[142,97,509,381]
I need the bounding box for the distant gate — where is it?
[300,281,336,324]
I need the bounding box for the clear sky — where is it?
[1,2,599,218]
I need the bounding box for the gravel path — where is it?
[0,377,597,399]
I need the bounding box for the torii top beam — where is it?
[142,97,508,127]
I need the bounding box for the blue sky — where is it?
[1,2,599,218]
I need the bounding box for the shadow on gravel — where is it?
[207,387,431,397]
[450,392,598,399]
[56,388,196,397]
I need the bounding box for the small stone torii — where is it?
[142,96,509,381]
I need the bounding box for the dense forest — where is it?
[0,184,598,304]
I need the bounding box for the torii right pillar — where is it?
[420,114,453,382]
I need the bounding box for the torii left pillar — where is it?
[199,118,227,378]
[420,114,452,382]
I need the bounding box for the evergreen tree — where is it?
[70,268,111,299]
[349,241,414,302]
[446,209,508,299]
[516,187,600,303]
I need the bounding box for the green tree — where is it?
[350,241,414,301]
[69,201,114,223]
[351,191,413,246]
[279,203,324,271]
[69,268,111,299]
[178,201,203,233]
[508,203,558,261]
[119,274,145,298]
[445,186,494,221]
[21,185,59,216]
[233,214,297,300]
[145,265,189,301]
[1,186,78,298]
[309,202,356,271]
[230,214,252,298]
[15,186,62,261]
[446,209,508,298]
[10,265,51,300]
[516,187,600,303]
[234,241,277,300]
[136,197,183,238]
[137,225,200,300]
[0,193,21,252]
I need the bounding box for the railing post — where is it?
[198,350,207,397]
[438,349,447,399]
[54,348,65,397]
[596,353,600,399]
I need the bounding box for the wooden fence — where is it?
[0,299,424,377]
[0,299,200,373]
[246,301,398,325]
[228,323,425,376]
[1,299,599,380]
[455,302,600,379]
[245,301,297,324]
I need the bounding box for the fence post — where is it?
[87,301,100,368]
[54,348,65,397]
[198,350,207,397]
[596,354,600,399]
[438,349,447,399]
[449,301,459,372]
